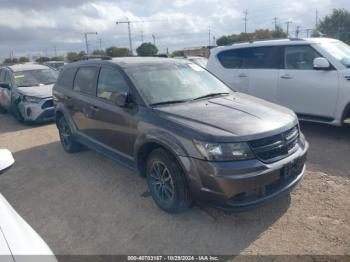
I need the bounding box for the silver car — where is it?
[0,64,58,123]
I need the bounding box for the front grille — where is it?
[42,99,54,109]
[249,126,299,163]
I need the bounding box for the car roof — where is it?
[210,37,340,54]
[69,57,189,69]
[6,63,51,72]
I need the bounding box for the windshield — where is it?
[319,41,350,68]
[14,69,59,87]
[125,62,232,105]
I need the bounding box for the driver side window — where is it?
[284,45,321,70]
[97,67,129,102]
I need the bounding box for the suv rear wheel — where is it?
[146,148,192,213]
[57,116,81,153]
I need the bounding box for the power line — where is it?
[243,9,248,33]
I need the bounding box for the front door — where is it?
[0,70,13,110]
[89,65,138,157]
[277,45,339,119]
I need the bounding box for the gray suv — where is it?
[0,63,58,123]
[53,57,308,213]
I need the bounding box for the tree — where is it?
[19,57,29,63]
[3,58,18,64]
[272,25,288,39]
[171,50,184,57]
[316,9,350,44]
[66,52,80,62]
[136,43,158,56]
[105,46,131,57]
[35,57,50,63]
[92,49,106,56]
[50,56,65,61]
[216,28,287,46]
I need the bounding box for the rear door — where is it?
[277,45,339,118]
[70,65,100,137]
[214,48,250,93]
[88,65,138,157]
[244,46,282,103]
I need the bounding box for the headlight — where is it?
[194,140,255,161]
[23,96,42,103]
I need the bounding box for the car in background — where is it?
[207,38,350,126]
[0,63,58,123]
[44,61,66,71]
[186,56,208,68]
[53,57,308,213]
[0,149,57,261]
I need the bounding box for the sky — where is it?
[0,0,349,60]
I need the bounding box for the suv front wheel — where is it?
[57,116,81,153]
[146,148,192,213]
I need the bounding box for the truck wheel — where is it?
[57,116,81,153]
[146,148,192,213]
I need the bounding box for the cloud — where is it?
[0,0,349,60]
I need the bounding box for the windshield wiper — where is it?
[192,92,230,101]
[150,99,190,106]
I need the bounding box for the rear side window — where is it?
[97,67,129,101]
[217,46,282,69]
[284,45,321,70]
[56,67,77,89]
[217,49,246,69]
[245,46,282,69]
[73,66,99,95]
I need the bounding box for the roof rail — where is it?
[228,37,305,46]
[79,55,112,61]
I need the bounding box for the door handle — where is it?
[280,74,293,79]
[89,105,99,112]
[238,73,248,78]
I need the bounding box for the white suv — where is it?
[207,38,350,126]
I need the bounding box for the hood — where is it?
[154,93,298,142]
[16,84,53,98]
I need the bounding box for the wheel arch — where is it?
[341,102,350,124]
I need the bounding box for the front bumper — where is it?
[179,139,309,211]
[18,98,55,123]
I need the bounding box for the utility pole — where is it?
[213,36,216,46]
[285,21,292,37]
[273,17,278,31]
[84,32,98,54]
[98,38,102,50]
[140,30,144,42]
[306,28,312,38]
[208,27,211,46]
[295,25,301,38]
[152,34,156,46]
[315,9,319,27]
[243,9,248,33]
[116,19,133,55]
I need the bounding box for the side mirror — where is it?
[0,83,10,89]
[113,92,129,107]
[313,57,330,70]
[0,149,15,175]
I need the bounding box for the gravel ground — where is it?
[0,113,349,255]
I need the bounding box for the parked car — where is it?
[43,61,67,71]
[0,149,57,261]
[53,57,308,213]
[186,56,208,68]
[0,63,58,123]
[207,38,350,126]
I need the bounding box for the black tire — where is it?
[57,116,82,153]
[13,104,24,123]
[146,148,192,213]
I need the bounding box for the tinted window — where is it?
[4,71,11,84]
[245,46,282,69]
[284,45,321,70]
[73,66,99,95]
[97,67,129,101]
[217,49,246,69]
[57,67,78,89]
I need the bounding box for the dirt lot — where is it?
[0,113,349,255]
